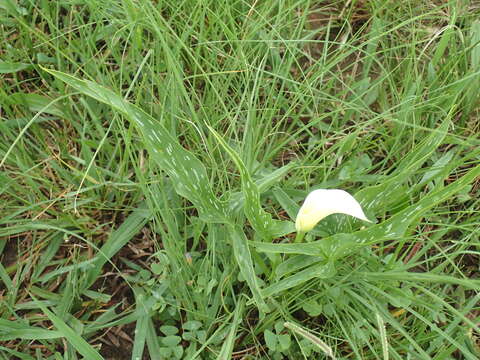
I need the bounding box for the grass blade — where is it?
[218,298,245,360]
[81,206,150,290]
[0,61,31,74]
[131,289,149,360]
[33,297,103,360]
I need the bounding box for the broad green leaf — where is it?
[263,161,480,260]
[278,333,291,352]
[182,321,202,331]
[42,68,227,222]
[418,150,456,187]
[357,272,480,290]
[162,335,181,347]
[160,325,179,336]
[251,241,328,257]
[325,161,480,260]
[229,225,268,312]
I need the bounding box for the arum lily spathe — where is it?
[295,189,371,233]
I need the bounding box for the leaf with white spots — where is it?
[255,162,480,297]
[43,68,226,222]
[356,119,450,212]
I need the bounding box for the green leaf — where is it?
[471,20,480,69]
[272,187,299,221]
[150,262,164,275]
[173,345,184,359]
[264,329,277,351]
[0,321,62,341]
[326,160,480,260]
[42,68,227,222]
[218,298,244,360]
[0,61,31,74]
[33,297,103,360]
[278,333,291,352]
[263,261,335,298]
[160,325,179,336]
[146,318,162,360]
[251,241,328,257]
[261,161,480,297]
[229,225,268,312]
[302,300,323,317]
[131,290,149,360]
[0,346,35,360]
[7,93,66,117]
[229,162,296,216]
[0,0,26,15]
[257,162,296,193]
[275,255,323,278]
[388,287,413,308]
[162,335,181,347]
[463,20,480,118]
[182,321,202,331]
[158,348,172,358]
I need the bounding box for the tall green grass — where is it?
[1,0,479,359]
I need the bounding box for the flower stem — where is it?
[294,232,305,243]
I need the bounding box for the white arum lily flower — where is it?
[295,189,371,233]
